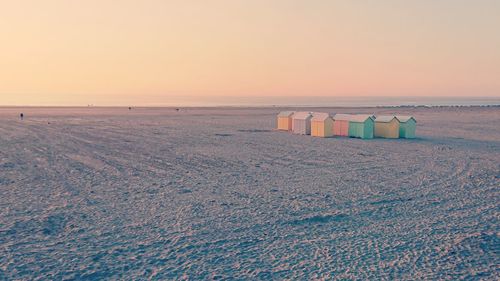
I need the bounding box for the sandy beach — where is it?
[0,106,499,279]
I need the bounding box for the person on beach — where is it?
[20,113,24,120]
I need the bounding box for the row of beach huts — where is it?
[277,111,416,139]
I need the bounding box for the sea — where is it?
[131,96,500,107]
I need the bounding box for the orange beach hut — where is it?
[277,111,294,131]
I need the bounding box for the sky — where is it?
[1,0,499,106]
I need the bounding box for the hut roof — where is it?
[396,116,417,123]
[332,114,354,121]
[334,114,374,123]
[292,112,313,120]
[311,112,332,122]
[375,115,398,123]
[278,111,295,117]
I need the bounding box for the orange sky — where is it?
[1,0,499,105]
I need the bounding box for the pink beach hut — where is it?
[332,114,351,136]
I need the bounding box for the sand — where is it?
[0,106,499,280]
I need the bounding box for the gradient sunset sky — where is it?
[1,0,499,105]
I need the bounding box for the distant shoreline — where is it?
[2,96,499,108]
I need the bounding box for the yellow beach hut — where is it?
[311,113,334,137]
[277,111,294,131]
[374,116,400,138]
[397,116,417,138]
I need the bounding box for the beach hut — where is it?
[277,111,295,131]
[311,113,334,137]
[348,115,374,139]
[332,114,352,137]
[374,116,400,138]
[292,112,313,135]
[397,116,417,138]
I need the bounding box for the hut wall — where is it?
[400,119,416,138]
[305,119,311,135]
[277,117,292,131]
[363,120,374,139]
[277,117,285,130]
[287,117,293,131]
[375,119,399,138]
[324,118,333,137]
[348,122,363,138]
[341,121,349,136]
[311,121,321,137]
[312,119,333,137]
[292,119,311,135]
[333,121,341,135]
[333,120,349,136]
[292,119,299,133]
[349,121,374,139]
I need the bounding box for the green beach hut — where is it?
[348,115,375,139]
[397,116,417,138]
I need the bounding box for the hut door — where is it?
[341,121,348,136]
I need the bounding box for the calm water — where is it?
[122,96,500,107]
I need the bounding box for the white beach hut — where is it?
[292,112,313,135]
